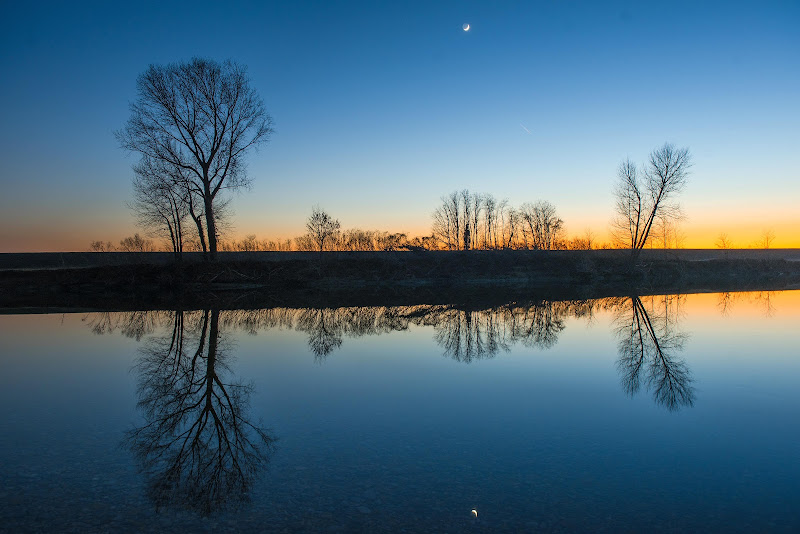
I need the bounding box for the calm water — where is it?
[1,291,798,532]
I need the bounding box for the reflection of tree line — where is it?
[80,291,791,515]
[85,297,703,455]
[80,296,714,514]
[87,300,698,411]
[85,299,679,365]
[717,290,776,317]
[218,302,595,362]
[422,302,580,362]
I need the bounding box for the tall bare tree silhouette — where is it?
[117,58,273,259]
[611,143,691,259]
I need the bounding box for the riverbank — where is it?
[2,248,800,271]
[2,250,799,311]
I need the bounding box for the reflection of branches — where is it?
[613,296,694,411]
[126,309,275,515]
[296,308,344,361]
[754,291,776,317]
[717,292,737,316]
[430,308,510,362]
[87,302,595,362]
[83,310,165,340]
[511,302,566,350]
[423,301,595,361]
[717,291,776,318]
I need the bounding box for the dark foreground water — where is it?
[1,291,798,533]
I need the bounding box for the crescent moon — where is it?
[462,23,470,31]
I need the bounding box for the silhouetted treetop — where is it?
[611,143,691,258]
[305,206,341,252]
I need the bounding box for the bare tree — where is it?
[611,143,691,259]
[431,206,453,250]
[578,228,595,250]
[235,234,259,251]
[294,234,316,251]
[341,228,373,251]
[483,194,496,249]
[89,240,115,252]
[759,229,775,249]
[375,232,409,251]
[119,233,155,252]
[305,206,341,252]
[263,238,293,251]
[471,192,482,250]
[715,232,732,250]
[433,190,508,250]
[492,198,509,249]
[502,205,519,249]
[432,192,461,250]
[130,157,189,257]
[652,212,686,249]
[566,228,596,250]
[117,58,273,259]
[520,200,563,250]
[461,189,472,250]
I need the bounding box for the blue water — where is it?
[1,292,798,532]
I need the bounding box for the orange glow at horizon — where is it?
[1,214,798,252]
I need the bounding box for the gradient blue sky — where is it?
[1,0,798,251]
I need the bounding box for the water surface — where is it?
[1,291,798,532]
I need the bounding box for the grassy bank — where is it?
[1,250,799,311]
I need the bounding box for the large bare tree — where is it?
[117,58,273,259]
[611,143,691,259]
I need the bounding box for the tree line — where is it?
[431,190,578,250]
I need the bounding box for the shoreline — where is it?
[2,248,800,271]
[2,250,799,312]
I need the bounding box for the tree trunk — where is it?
[206,309,219,393]
[203,187,217,260]
[191,212,207,253]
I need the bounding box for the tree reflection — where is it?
[125,309,275,515]
[754,291,776,317]
[83,310,163,340]
[613,296,694,411]
[286,306,412,361]
[717,290,777,318]
[430,308,511,362]
[511,302,567,350]
[84,296,697,413]
[296,308,344,361]
[191,302,581,361]
[717,291,737,316]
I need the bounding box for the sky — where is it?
[0,0,798,252]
